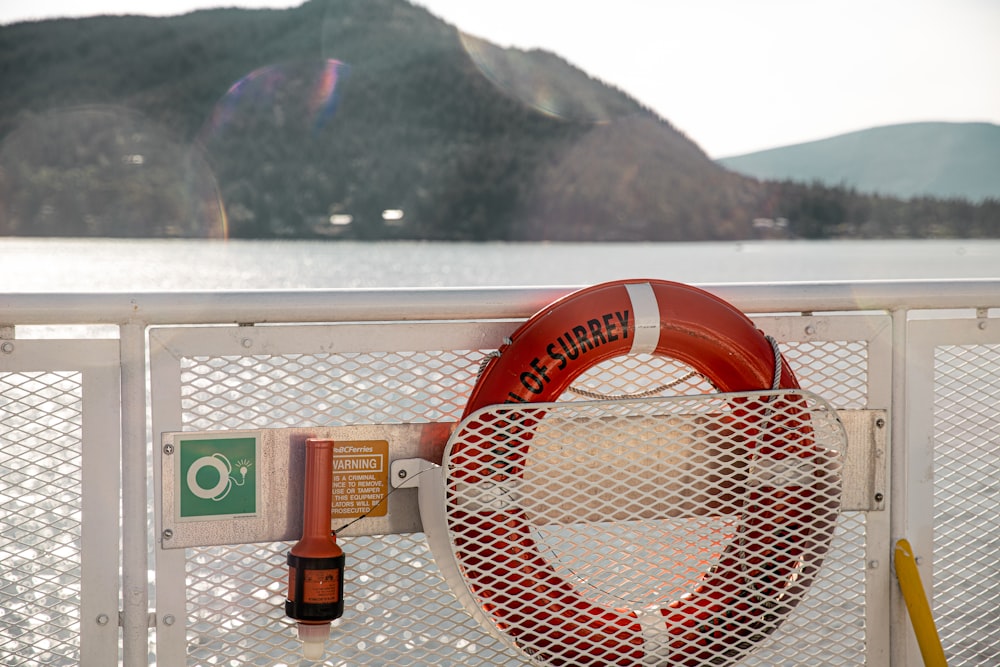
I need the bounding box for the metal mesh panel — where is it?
[564,355,716,400]
[558,341,870,666]
[183,536,522,666]
[441,392,845,666]
[781,341,869,410]
[932,343,1000,666]
[554,340,868,410]
[0,371,84,666]
[181,351,475,429]
[737,512,867,666]
[178,349,527,665]
[173,334,872,666]
[738,339,870,667]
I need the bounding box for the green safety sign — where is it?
[177,435,258,520]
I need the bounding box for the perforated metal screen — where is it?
[932,342,1000,665]
[150,318,880,667]
[0,340,120,667]
[438,392,845,666]
[174,345,526,666]
[9,293,1000,666]
[752,337,872,666]
[1,370,84,666]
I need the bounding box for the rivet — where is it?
[96,613,110,626]
[915,556,924,566]
[979,321,988,330]
[804,324,816,336]
[163,614,176,626]
[241,338,253,348]
[869,560,879,569]
[0,342,13,354]
[162,529,174,541]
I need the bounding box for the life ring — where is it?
[449,279,839,666]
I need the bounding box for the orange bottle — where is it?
[286,438,345,659]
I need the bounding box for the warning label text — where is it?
[331,440,389,519]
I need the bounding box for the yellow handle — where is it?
[894,538,948,667]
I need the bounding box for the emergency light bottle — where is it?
[286,438,345,660]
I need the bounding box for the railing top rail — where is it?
[1,278,999,326]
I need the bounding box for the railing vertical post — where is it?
[891,306,930,665]
[120,322,149,666]
[889,307,910,664]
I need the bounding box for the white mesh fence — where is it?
[177,349,526,666]
[167,331,873,666]
[8,299,1000,666]
[439,392,845,666]
[0,371,84,666]
[931,343,1000,665]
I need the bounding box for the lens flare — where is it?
[0,105,226,238]
[199,59,349,142]
[309,60,346,130]
[459,32,639,124]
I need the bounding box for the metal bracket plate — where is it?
[839,409,888,511]
[159,408,885,549]
[159,422,452,549]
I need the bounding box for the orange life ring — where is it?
[450,279,838,666]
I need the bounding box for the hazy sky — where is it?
[3,0,998,157]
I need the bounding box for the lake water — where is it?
[2,237,999,291]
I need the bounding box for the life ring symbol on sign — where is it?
[186,453,252,501]
[447,279,841,666]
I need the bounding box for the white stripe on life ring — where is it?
[625,282,660,355]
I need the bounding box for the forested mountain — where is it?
[719,122,1000,203]
[1,0,997,240]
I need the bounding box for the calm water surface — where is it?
[3,237,999,291]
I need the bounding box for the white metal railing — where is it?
[1,280,999,666]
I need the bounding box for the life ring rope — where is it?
[446,280,844,667]
[566,370,701,400]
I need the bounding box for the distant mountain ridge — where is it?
[718,122,1000,202]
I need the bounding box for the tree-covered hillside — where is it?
[1,0,997,240]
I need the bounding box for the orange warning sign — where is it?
[331,440,389,519]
